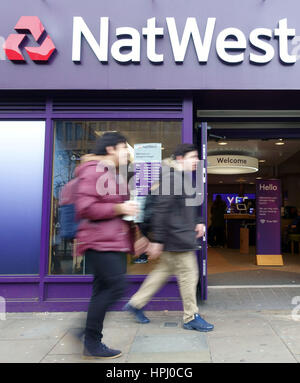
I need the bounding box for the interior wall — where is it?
[282,175,300,208]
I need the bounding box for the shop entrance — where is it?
[202,122,300,287]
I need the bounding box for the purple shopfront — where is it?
[1,0,300,312]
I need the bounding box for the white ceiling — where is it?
[207,138,300,184]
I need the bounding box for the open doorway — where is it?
[206,122,300,285]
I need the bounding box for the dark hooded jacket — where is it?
[151,157,204,252]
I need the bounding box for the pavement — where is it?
[1,286,300,363]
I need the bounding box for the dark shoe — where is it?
[83,341,122,359]
[183,314,214,332]
[123,303,150,323]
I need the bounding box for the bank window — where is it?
[49,120,182,275]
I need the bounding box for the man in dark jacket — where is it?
[125,144,214,332]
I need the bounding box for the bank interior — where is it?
[206,122,300,285]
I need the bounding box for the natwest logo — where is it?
[3,16,56,62]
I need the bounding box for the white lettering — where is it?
[292,296,300,321]
[106,368,141,380]
[216,28,246,64]
[228,197,234,205]
[71,17,297,67]
[259,183,278,191]
[72,17,109,62]
[166,17,216,62]
[111,27,141,63]
[274,18,296,64]
[249,28,275,64]
[0,296,5,321]
[142,17,164,63]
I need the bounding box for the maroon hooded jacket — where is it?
[74,155,134,256]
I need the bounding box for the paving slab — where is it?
[128,332,211,363]
[127,351,210,363]
[0,339,58,363]
[48,327,137,357]
[206,314,274,338]
[0,318,72,340]
[208,334,297,363]
[41,353,128,363]
[262,316,300,355]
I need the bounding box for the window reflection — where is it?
[49,120,182,275]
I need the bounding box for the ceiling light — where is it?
[236,178,247,183]
[256,177,262,179]
[218,141,228,146]
[275,139,285,145]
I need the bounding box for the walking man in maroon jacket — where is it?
[75,132,138,359]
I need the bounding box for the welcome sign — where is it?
[256,179,283,266]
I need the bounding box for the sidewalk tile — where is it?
[127,351,210,363]
[208,334,297,363]
[0,339,58,363]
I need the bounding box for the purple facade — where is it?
[1,0,300,90]
[0,96,195,312]
[1,0,300,312]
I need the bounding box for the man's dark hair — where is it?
[94,132,127,155]
[173,143,197,158]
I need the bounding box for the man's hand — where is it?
[134,236,150,258]
[116,201,139,217]
[195,224,205,238]
[147,243,163,260]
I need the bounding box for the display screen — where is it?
[213,193,255,209]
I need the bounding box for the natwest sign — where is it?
[72,17,297,65]
[2,0,300,90]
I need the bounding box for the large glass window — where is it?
[0,121,45,274]
[49,120,182,275]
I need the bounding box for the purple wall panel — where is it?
[44,279,181,300]
[45,283,92,299]
[6,299,183,313]
[0,283,39,299]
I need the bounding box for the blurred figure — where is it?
[210,195,227,247]
[75,132,139,359]
[124,143,214,332]
[289,208,300,234]
[290,206,298,219]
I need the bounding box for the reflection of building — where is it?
[50,121,181,277]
